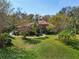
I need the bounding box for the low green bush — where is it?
[58,29,79,50]
[0,33,13,48]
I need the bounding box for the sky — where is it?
[11,0,79,15]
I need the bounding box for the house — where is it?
[16,16,49,35]
[36,20,49,35]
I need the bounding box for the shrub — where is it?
[58,29,75,40]
[58,29,79,50]
[0,33,13,48]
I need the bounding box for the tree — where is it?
[0,0,13,48]
[68,7,79,34]
[0,0,11,33]
[59,6,79,34]
[49,13,70,33]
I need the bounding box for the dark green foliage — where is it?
[64,39,79,50]
[0,33,13,47]
[58,29,79,50]
[25,39,41,44]
[0,47,39,59]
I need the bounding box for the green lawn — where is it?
[36,35,79,59]
[0,35,79,59]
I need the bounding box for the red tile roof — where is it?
[38,20,48,26]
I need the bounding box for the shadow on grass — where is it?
[25,39,41,44]
[23,36,48,44]
[56,38,79,50]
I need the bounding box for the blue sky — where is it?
[11,0,79,15]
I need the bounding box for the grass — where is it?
[35,35,79,59]
[0,47,38,59]
[0,35,79,59]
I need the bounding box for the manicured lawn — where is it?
[0,47,38,59]
[12,37,35,49]
[36,35,79,59]
[0,35,79,59]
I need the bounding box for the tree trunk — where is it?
[0,40,4,48]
